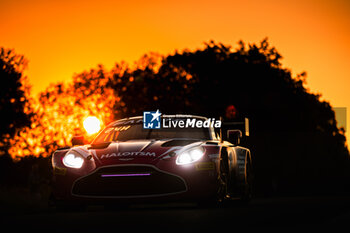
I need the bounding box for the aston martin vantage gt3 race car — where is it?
[51,115,253,208]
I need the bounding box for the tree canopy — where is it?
[109,39,349,194]
[4,39,350,195]
[8,66,116,159]
[0,48,32,155]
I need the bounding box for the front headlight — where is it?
[176,147,205,165]
[63,153,84,168]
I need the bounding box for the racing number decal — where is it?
[103,125,131,142]
[113,125,131,132]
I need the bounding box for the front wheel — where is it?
[198,152,230,208]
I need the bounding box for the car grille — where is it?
[72,165,187,197]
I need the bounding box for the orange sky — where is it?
[1,0,350,140]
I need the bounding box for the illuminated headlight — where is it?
[176,147,205,165]
[63,153,84,168]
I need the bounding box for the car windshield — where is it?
[93,122,212,143]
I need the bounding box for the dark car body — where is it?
[51,115,252,206]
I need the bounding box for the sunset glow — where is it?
[83,116,101,135]
[1,0,350,146]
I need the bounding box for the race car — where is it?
[51,115,253,208]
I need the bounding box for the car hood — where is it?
[83,139,204,166]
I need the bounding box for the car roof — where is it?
[107,114,208,127]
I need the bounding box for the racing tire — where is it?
[197,151,230,208]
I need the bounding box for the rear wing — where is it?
[219,117,250,143]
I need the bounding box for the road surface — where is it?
[1,196,350,231]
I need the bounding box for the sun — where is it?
[83,116,101,135]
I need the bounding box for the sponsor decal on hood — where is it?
[100,151,156,159]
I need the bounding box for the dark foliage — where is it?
[110,39,350,196]
[1,39,349,197]
[0,48,32,154]
[0,154,51,188]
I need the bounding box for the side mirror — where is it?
[72,135,85,146]
[227,130,242,145]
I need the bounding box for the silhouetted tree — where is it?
[0,48,32,155]
[8,65,117,160]
[109,39,350,195]
[109,53,196,116]
[7,39,349,195]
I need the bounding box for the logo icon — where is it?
[143,110,162,129]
